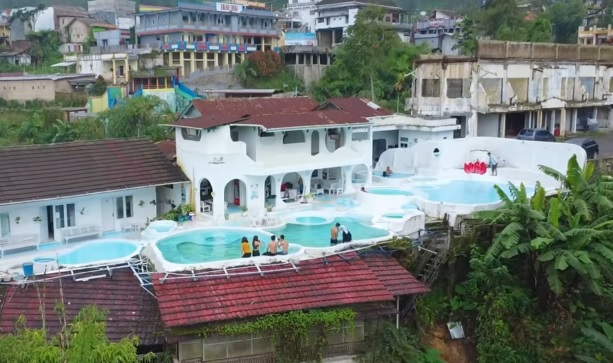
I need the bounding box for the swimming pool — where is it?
[382,213,405,219]
[156,228,300,264]
[55,240,141,266]
[372,171,413,179]
[412,180,535,204]
[367,188,414,196]
[142,220,178,239]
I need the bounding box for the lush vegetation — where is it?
[414,156,613,362]
[0,305,155,363]
[0,96,173,146]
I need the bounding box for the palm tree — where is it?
[576,322,613,363]
[50,120,77,144]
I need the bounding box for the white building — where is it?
[407,40,613,138]
[0,139,189,245]
[314,0,410,47]
[168,96,391,220]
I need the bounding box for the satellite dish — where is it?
[420,11,427,16]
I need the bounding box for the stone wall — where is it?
[477,40,613,62]
[285,64,330,87]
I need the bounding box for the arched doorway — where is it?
[281,172,301,203]
[352,164,369,185]
[311,130,320,155]
[265,176,276,208]
[199,179,213,214]
[223,179,247,214]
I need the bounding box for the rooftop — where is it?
[0,73,96,81]
[0,267,164,345]
[316,0,401,9]
[173,97,391,131]
[152,252,428,328]
[0,138,189,205]
[137,0,275,17]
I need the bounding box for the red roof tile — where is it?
[0,268,163,345]
[362,254,430,295]
[152,254,426,328]
[0,138,189,205]
[155,140,177,160]
[174,97,389,130]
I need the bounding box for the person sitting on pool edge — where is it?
[330,223,339,246]
[241,236,251,258]
[278,235,289,255]
[252,235,261,257]
[263,235,278,256]
[383,166,393,177]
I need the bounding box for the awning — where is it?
[51,61,76,67]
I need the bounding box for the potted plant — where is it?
[139,200,145,207]
[15,216,20,224]
[224,212,230,221]
[241,206,248,216]
[305,193,314,201]
[266,204,273,213]
[33,216,42,222]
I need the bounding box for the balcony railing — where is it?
[161,41,275,53]
[136,22,279,36]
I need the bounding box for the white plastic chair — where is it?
[200,201,211,212]
[329,183,343,195]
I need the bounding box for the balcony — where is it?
[136,21,279,37]
[161,41,264,53]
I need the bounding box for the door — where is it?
[372,139,387,164]
[47,203,76,241]
[101,198,115,232]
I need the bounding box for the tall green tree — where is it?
[525,17,554,43]
[545,0,586,43]
[99,96,174,141]
[453,17,478,56]
[479,0,526,39]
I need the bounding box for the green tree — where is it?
[525,16,554,43]
[577,322,613,362]
[50,119,78,143]
[545,0,586,43]
[99,96,174,141]
[26,30,62,66]
[0,305,153,363]
[479,0,526,39]
[453,17,478,56]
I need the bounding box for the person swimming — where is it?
[330,224,339,246]
[241,236,251,258]
[383,166,393,177]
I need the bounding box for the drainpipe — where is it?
[396,296,400,329]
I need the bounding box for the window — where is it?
[181,127,202,141]
[446,79,470,98]
[259,131,274,137]
[116,196,133,219]
[118,65,124,76]
[0,212,9,237]
[421,79,440,97]
[54,204,76,228]
[283,130,306,144]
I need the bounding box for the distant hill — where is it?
[0,0,476,13]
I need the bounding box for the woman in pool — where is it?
[252,235,261,257]
[241,237,251,258]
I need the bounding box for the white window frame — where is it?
[0,212,10,237]
[116,196,134,220]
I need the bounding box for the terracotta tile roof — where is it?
[155,140,177,160]
[174,97,388,130]
[0,138,189,205]
[152,253,426,328]
[361,253,430,295]
[326,97,393,118]
[0,268,164,345]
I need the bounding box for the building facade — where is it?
[406,40,613,138]
[411,9,461,54]
[136,1,280,76]
[578,25,613,45]
[314,0,410,47]
[0,74,95,102]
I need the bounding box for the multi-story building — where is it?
[578,25,613,45]
[314,0,410,47]
[411,9,462,54]
[136,1,280,77]
[88,0,136,30]
[406,40,613,138]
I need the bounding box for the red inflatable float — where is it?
[464,161,487,175]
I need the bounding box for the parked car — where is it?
[564,137,599,159]
[516,128,556,142]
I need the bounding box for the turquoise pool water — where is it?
[157,228,300,264]
[412,177,438,182]
[296,216,327,225]
[57,240,140,266]
[367,188,414,196]
[373,171,412,179]
[156,218,389,264]
[383,213,404,219]
[401,204,418,210]
[413,180,535,204]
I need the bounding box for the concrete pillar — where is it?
[190,55,195,75]
[537,111,543,128]
[527,112,532,128]
[214,52,219,68]
[178,51,185,77]
[124,59,129,82]
[571,109,578,133]
[299,171,312,196]
[275,175,284,210]
[560,108,567,136]
[212,182,226,220]
[499,113,506,138]
[222,52,228,68]
[594,106,599,127]
[343,166,354,194]
[111,59,116,84]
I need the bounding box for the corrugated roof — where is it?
[0,138,189,205]
[317,0,400,8]
[0,268,164,345]
[152,253,427,328]
[174,97,389,130]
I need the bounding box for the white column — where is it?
[571,109,578,133]
[299,171,312,196]
[499,113,506,138]
[559,108,567,137]
[212,182,226,220]
[343,166,354,194]
[275,175,284,210]
[594,107,599,127]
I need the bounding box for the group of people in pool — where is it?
[241,234,289,258]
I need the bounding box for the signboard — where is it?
[284,32,317,46]
[216,3,243,13]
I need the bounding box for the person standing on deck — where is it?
[488,152,498,176]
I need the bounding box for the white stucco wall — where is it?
[0,187,161,243]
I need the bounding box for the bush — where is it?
[246,50,282,77]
